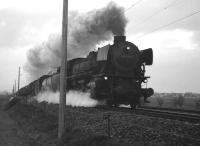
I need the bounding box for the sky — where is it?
[0,0,200,93]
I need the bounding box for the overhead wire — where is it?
[131,0,182,28]
[110,0,144,24]
[121,0,200,40]
[125,0,144,12]
[135,8,200,39]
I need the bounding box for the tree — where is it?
[172,94,185,108]
[156,97,164,107]
[177,95,184,108]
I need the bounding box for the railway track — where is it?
[136,107,200,123]
[95,105,200,123]
[139,105,200,114]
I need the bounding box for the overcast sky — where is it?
[0,0,200,93]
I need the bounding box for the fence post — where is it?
[103,114,111,138]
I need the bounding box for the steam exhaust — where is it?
[34,90,98,107]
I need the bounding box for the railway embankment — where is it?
[0,96,35,146]
[3,99,122,146]
[2,97,200,146]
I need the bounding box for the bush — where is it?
[177,95,184,108]
[172,97,179,108]
[156,97,164,107]
[195,98,200,109]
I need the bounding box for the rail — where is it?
[95,105,200,123]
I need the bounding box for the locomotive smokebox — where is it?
[114,36,126,44]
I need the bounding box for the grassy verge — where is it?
[6,101,122,146]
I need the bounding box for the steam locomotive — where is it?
[17,36,154,108]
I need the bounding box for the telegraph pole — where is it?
[14,80,16,93]
[12,85,14,94]
[58,0,68,140]
[18,67,20,91]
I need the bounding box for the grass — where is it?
[2,92,200,146]
[6,101,122,146]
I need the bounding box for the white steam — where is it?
[34,90,98,107]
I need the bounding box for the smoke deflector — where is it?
[140,48,153,65]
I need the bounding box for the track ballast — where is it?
[95,105,200,123]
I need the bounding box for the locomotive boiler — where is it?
[17,35,154,108]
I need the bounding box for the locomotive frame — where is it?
[17,35,154,108]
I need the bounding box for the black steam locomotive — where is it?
[17,36,154,108]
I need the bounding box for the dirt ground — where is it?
[0,104,30,146]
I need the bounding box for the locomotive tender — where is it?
[18,36,154,108]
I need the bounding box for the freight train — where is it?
[16,36,154,108]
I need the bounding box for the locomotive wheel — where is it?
[130,103,136,109]
[114,103,119,108]
[106,99,113,107]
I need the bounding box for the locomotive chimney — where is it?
[114,36,126,44]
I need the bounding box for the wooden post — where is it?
[58,0,68,140]
[103,114,111,138]
[12,85,14,94]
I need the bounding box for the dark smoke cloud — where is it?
[24,35,62,80]
[25,2,127,80]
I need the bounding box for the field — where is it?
[142,93,200,110]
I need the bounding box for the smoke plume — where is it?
[24,2,127,80]
[34,90,98,107]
